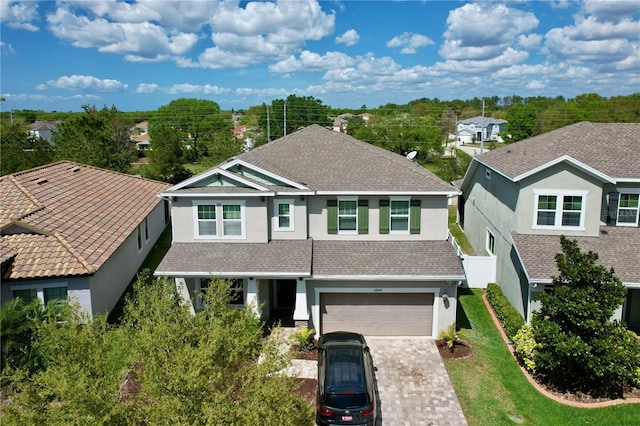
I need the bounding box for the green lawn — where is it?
[446,289,640,425]
[448,205,475,255]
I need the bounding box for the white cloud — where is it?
[0,1,39,31]
[517,33,542,50]
[441,3,538,60]
[386,32,433,54]
[0,41,15,55]
[45,75,128,92]
[582,0,640,23]
[270,50,355,73]
[135,83,161,94]
[168,83,230,95]
[565,15,640,41]
[434,48,529,74]
[545,27,633,64]
[335,29,359,46]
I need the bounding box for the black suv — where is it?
[316,331,376,426]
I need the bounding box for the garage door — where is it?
[321,292,434,336]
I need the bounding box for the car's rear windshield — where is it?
[325,392,369,409]
[325,346,366,389]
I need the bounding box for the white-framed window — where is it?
[618,192,639,226]
[193,201,246,239]
[389,198,410,233]
[274,199,294,231]
[338,198,358,234]
[533,190,587,230]
[11,283,68,305]
[486,229,496,255]
[195,278,244,310]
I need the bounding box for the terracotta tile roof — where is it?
[1,161,170,280]
[229,124,455,193]
[511,227,640,284]
[312,240,465,278]
[155,240,313,276]
[155,239,465,280]
[477,122,640,181]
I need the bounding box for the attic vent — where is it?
[35,178,48,185]
[71,167,80,172]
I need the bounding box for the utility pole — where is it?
[266,105,271,143]
[283,102,287,136]
[480,99,485,154]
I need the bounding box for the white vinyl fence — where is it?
[448,230,496,289]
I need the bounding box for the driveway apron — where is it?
[366,338,467,426]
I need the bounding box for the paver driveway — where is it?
[366,337,467,426]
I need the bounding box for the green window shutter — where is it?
[358,200,369,234]
[410,199,421,234]
[327,199,338,234]
[379,199,390,234]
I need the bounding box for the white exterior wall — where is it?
[3,277,92,315]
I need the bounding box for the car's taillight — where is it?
[361,404,375,416]
[317,402,334,417]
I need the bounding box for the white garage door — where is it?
[320,292,434,336]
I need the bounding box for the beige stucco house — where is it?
[458,122,640,332]
[155,125,465,338]
[0,161,171,316]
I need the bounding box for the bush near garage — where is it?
[486,283,525,340]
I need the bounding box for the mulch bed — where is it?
[294,378,317,406]
[436,339,475,360]
[291,341,319,361]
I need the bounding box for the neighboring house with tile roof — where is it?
[1,161,171,316]
[155,124,465,338]
[456,116,507,143]
[458,122,640,332]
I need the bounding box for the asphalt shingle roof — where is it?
[225,124,455,193]
[0,161,170,280]
[477,122,640,181]
[155,240,313,276]
[155,239,465,280]
[511,227,640,284]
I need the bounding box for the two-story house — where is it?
[458,122,640,332]
[457,116,507,143]
[1,161,171,316]
[155,125,465,338]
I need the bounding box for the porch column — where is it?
[293,278,309,321]
[175,278,195,316]
[246,278,261,317]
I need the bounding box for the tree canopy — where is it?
[0,124,54,176]
[259,95,332,140]
[0,274,314,425]
[531,236,640,397]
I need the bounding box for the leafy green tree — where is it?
[506,104,537,142]
[1,275,314,425]
[531,236,640,397]
[144,124,192,184]
[154,98,234,162]
[53,105,136,172]
[0,298,47,375]
[0,124,54,175]
[260,95,332,139]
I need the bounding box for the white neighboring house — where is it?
[28,121,59,144]
[457,116,507,143]
[1,161,171,316]
[155,125,465,339]
[132,121,150,151]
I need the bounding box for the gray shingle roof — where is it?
[155,239,465,279]
[477,122,640,181]
[511,227,640,284]
[155,240,313,277]
[229,124,455,193]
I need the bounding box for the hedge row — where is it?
[486,283,525,340]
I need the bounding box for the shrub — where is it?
[486,283,525,340]
[290,327,316,352]
[512,325,539,373]
[438,324,459,351]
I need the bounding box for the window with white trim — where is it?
[196,278,211,310]
[486,229,496,255]
[390,199,410,233]
[11,284,68,306]
[338,199,357,233]
[618,193,639,226]
[274,199,294,231]
[194,201,245,239]
[533,190,586,229]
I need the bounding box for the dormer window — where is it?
[533,190,586,230]
[617,193,639,226]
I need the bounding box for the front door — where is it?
[274,279,296,309]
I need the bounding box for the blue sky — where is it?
[1,0,639,112]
